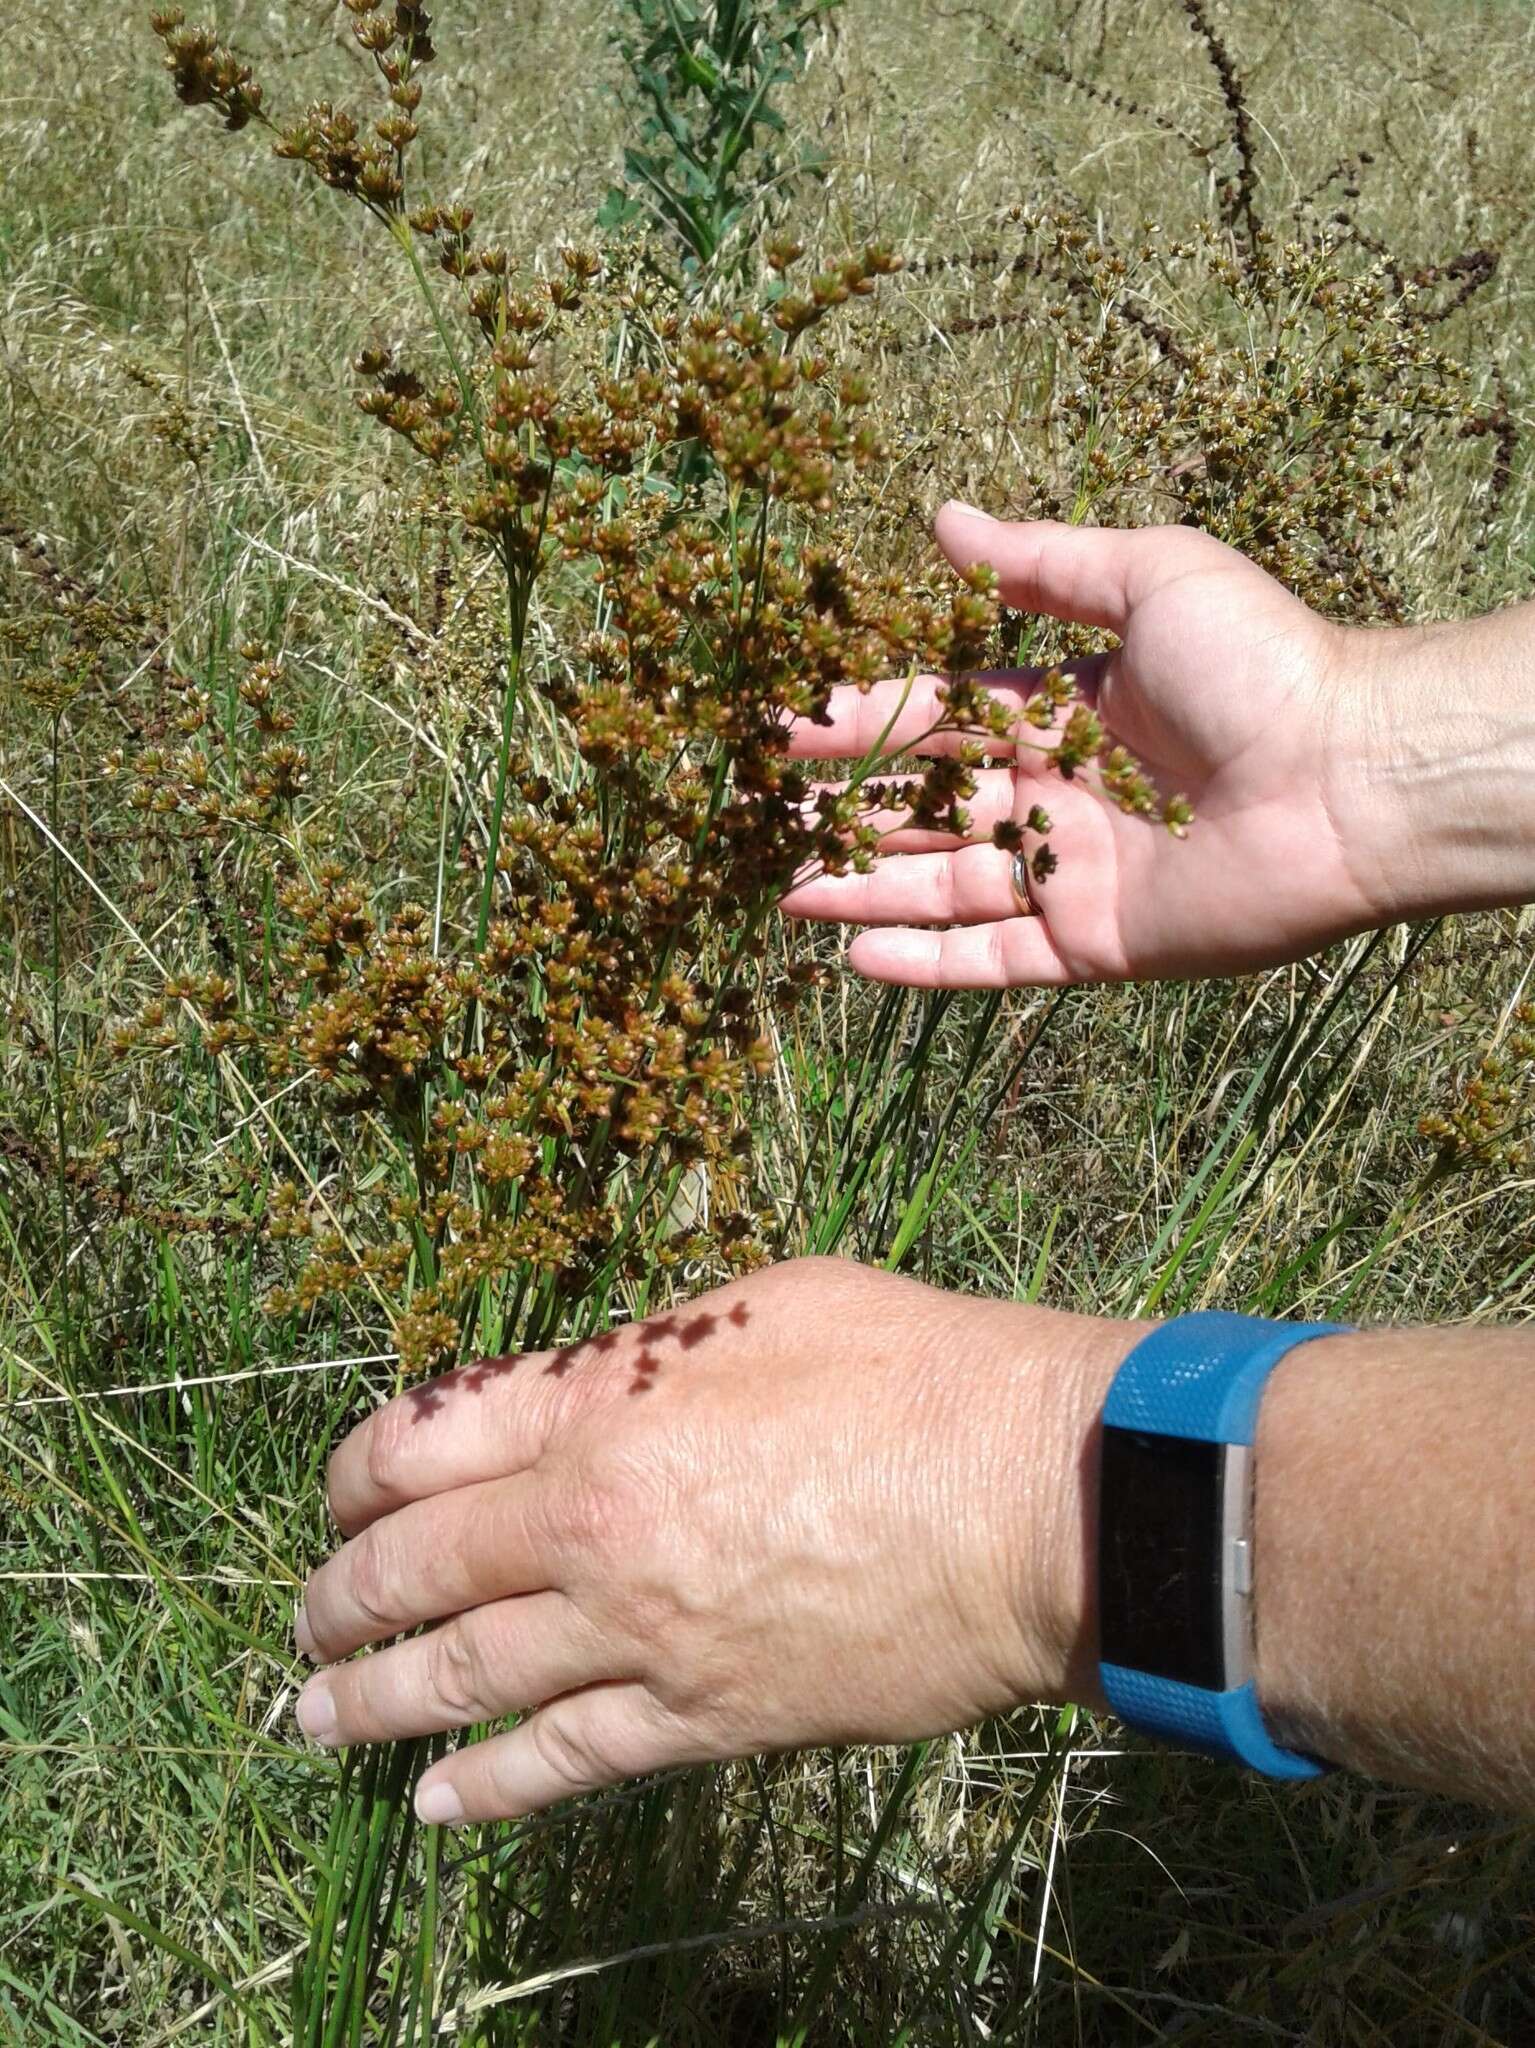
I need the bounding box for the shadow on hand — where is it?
[404,1298,751,1420]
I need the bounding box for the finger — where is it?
[786,672,1012,761]
[846,920,1078,989]
[935,505,1152,633]
[329,1356,562,1538]
[295,1591,608,1745]
[807,769,1015,851]
[300,1470,555,1664]
[330,1321,653,1536]
[785,658,1110,766]
[414,1683,695,1824]
[780,843,1023,927]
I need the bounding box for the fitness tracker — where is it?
[1097,1311,1346,1779]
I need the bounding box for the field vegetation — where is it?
[3,0,1535,2040]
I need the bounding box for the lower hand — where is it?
[294,1260,1131,1824]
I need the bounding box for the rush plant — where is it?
[4,0,1531,2041]
[3,4,1183,2036]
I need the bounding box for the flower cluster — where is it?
[101,16,1073,1370]
[22,3,1200,1389]
[1419,1003,1535,1175]
[149,8,262,129]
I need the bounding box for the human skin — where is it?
[294,1268,1535,1821]
[778,504,1535,986]
[295,513,1535,1821]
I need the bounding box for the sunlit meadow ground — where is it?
[4,1,1535,2040]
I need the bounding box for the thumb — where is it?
[935,506,1149,634]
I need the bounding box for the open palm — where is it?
[780,507,1385,987]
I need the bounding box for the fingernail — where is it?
[294,1604,317,1660]
[944,499,994,520]
[415,1778,465,1826]
[295,1680,338,1743]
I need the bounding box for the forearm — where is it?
[1331,603,1535,926]
[1253,1324,1535,1807]
[1051,1316,1535,1810]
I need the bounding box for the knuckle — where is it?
[425,1616,493,1722]
[799,1252,857,1285]
[723,1253,889,1344]
[553,1459,641,1561]
[791,1252,883,1303]
[542,1348,613,1429]
[347,1525,401,1635]
[441,1493,485,1588]
[529,1707,609,1793]
[363,1401,410,1499]
[759,1253,838,1296]
[549,1432,690,1577]
[780,1253,831,1283]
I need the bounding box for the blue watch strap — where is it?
[1102,1310,1348,1445]
[1100,1311,1348,1778]
[1100,1670,1327,1780]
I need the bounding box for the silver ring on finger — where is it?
[1009,849,1036,918]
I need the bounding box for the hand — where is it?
[779,506,1391,987]
[293,1259,1131,1823]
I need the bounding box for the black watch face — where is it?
[1098,1426,1228,1690]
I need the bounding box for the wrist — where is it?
[990,1305,1153,1708]
[1248,1326,1361,1761]
[1325,607,1535,926]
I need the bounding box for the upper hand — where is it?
[293,1259,1127,1823]
[779,506,1390,988]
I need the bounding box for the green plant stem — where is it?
[47,708,74,1373]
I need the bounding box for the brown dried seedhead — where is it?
[77,12,1177,1371]
[1419,1003,1535,1176]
